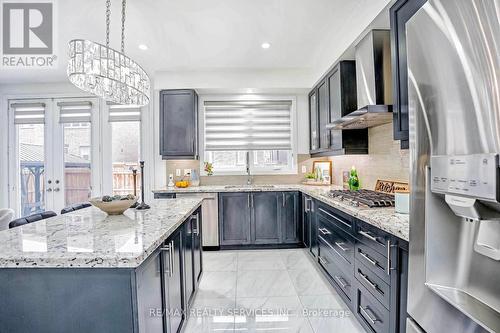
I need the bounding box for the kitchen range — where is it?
[0,0,498,333]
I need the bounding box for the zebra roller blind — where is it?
[204,100,292,151]
[58,101,93,123]
[12,102,46,124]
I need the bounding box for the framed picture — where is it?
[312,160,332,184]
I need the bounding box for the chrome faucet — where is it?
[246,152,252,185]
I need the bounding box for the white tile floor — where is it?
[184,249,365,333]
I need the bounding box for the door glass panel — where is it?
[18,123,45,217]
[63,122,92,206]
[111,122,141,195]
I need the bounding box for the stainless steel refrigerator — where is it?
[406,0,500,332]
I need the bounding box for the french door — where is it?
[9,98,100,217]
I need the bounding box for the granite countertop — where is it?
[0,198,203,268]
[153,185,409,241]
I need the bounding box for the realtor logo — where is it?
[1,1,57,68]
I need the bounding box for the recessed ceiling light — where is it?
[138,44,148,51]
[261,42,271,49]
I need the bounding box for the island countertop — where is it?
[0,198,203,269]
[153,184,409,241]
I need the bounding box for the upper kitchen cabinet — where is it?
[309,90,319,152]
[159,89,199,159]
[309,61,368,156]
[390,0,427,149]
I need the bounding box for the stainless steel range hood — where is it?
[328,30,393,130]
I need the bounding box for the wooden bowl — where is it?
[89,197,138,215]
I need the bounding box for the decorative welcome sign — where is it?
[375,179,409,194]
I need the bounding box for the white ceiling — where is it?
[0,0,391,86]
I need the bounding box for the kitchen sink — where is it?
[223,185,275,189]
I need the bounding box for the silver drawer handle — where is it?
[335,242,349,252]
[318,207,351,228]
[334,275,348,289]
[359,250,378,267]
[318,227,331,235]
[359,306,380,325]
[318,256,327,265]
[160,242,173,277]
[359,230,384,245]
[319,235,350,265]
[359,271,379,292]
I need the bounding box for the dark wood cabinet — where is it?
[309,61,368,156]
[252,192,280,244]
[309,90,319,152]
[317,79,330,150]
[219,191,300,247]
[136,250,164,333]
[163,229,184,333]
[390,0,427,149]
[219,193,252,246]
[159,89,198,159]
[280,192,300,244]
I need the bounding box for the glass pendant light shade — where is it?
[67,39,150,106]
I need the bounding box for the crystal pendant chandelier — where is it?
[67,0,150,106]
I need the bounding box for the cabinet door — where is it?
[309,90,319,151]
[317,79,330,150]
[390,0,427,146]
[192,211,202,284]
[302,196,311,248]
[252,192,280,244]
[163,230,184,333]
[219,193,251,245]
[183,220,194,306]
[280,192,299,244]
[136,251,164,333]
[328,67,343,150]
[159,90,198,158]
[309,200,318,258]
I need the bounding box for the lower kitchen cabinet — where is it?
[308,198,408,333]
[136,209,203,333]
[281,192,300,244]
[219,193,252,245]
[219,191,300,247]
[252,192,280,244]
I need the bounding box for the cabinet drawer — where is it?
[356,221,391,257]
[317,216,355,266]
[355,242,390,284]
[356,284,390,333]
[355,260,390,309]
[317,203,354,233]
[318,239,354,305]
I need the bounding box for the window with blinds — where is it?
[204,100,292,151]
[12,102,46,124]
[107,103,142,122]
[58,101,92,123]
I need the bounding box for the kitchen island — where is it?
[0,198,203,333]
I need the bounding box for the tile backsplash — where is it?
[164,123,409,189]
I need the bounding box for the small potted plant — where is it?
[204,162,213,176]
[305,172,316,183]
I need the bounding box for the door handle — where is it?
[46,188,53,192]
[248,194,250,208]
[191,214,199,235]
[169,241,174,277]
[359,230,384,245]
[318,227,331,235]
[282,193,285,207]
[359,250,378,267]
[53,187,60,192]
[335,241,349,252]
[359,306,379,325]
[334,275,348,289]
[160,243,172,277]
[359,270,379,292]
[318,256,327,265]
[251,193,254,208]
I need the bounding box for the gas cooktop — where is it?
[328,189,395,208]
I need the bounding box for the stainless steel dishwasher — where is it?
[175,193,219,247]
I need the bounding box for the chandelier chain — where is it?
[121,0,126,53]
[105,0,111,47]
